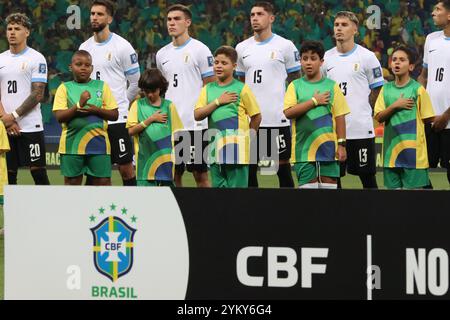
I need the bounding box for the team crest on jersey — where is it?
[183,53,190,64]
[91,208,137,282]
[38,63,46,74]
[107,52,112,61]
[96,90,102,98]
[130,53,138,64]
[270,51,277,59]
[353,63,360,72]
[207,56,214,67]
[372,67,382,78]
[21,62,27,70]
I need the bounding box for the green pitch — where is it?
[0,169,449,299]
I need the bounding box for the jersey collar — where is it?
[338,44,358,57]
[255,33,275,45]
[10,46,29,57]
[174,37,192,50]
[95,33,114,46]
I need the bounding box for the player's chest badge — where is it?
[21,62,28,71]
[106,52,112,61]
[96,90,102,98]
[353,63,361,72]
[183,53,190,64]
[270,51,277,59]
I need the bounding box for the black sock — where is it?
[277,164,294,188]
[8,171,17,185]
[359,174,378,189]
[337,178,342,189]
[248,164,258,187]
[31,168,50,185]
[85,174,94,186]
[447,169,450,185]
[123,177,137,186]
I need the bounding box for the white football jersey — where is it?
[323,44,384,139]
[0,47,47,133]
[156,38,214,131]
[423,31,450,129]
[80,33,140,124]
[236,34,301,127]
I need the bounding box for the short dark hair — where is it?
[92,0,115,17]
[72,50,92,61]
[6,13,32,30]
[253,1,275,15]
[439,0,450,11]
[139,69,169,96]
[300,40,325,60]
[214,46,238,64]
[167,4,192,20]
[392,46,418,65]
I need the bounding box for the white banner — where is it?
[4,186,189,300]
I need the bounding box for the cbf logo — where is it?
[90,204,137,282]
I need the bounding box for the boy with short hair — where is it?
[53,50,118,186]
[126,68,183,187]
[284,40,350,189]
[194,46,261,188]
[375,46,435,189]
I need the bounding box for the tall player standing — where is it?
[80,0,140,186]
[156,4,215,187]
[0,13,50,186]
[323,11,384,189]
[418,0,450,186]
[236,2,301,188]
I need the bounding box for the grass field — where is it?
[0,169,448,299]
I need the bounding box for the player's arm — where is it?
[335,115,347,162]
[432,107,450,131]
[54,90,92,123]
[374,93,414,123]
[418,67,428,88]
[369,86,382,112]
[194,88,238,121]
[284,83,330,119]
[286,70,301,83]
[1,82,46,128]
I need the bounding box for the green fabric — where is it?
[61,154,111,178]
[135,98,174,182]
[294,161,340,186]
[383,168,430,189]
[210,164,249,188]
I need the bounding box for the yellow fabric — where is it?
[283,82,297,111]
[0,121,10,197]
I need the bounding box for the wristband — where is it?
[140,121,148,128]
[311,97,318,106]
[337,138,346,147]
[77,102,81,109]
[214,98,220,107]
[12,111,20,119]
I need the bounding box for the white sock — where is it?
[299,182,319,189]
[319,183,338,189]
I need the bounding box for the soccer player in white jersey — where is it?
[156,4,215,187]
[80,0,140,186]
[323,11,384,189]
[0,13,50,185]
[236,2,301,188]
[418,0,450,186]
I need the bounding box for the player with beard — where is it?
[79,0,140,186]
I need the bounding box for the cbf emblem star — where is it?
[91,209,137,282]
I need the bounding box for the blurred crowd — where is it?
[0,0,440,122]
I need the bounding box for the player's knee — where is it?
[118,162,135,180]
[30,167,50,185]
